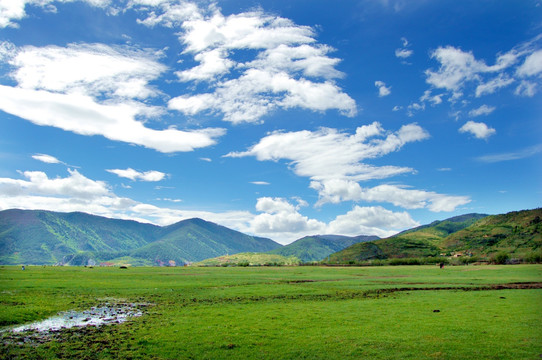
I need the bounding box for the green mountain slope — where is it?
[329,209,541,263]
[0,209,281,265]
[268,235,379,262]
[130,218,281,265]
[443,209,542,254]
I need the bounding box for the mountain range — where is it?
[329,209,541,263]
[1,208,540,266]
[0,209,280,266]
[267,235,379,262]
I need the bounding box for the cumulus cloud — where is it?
[8,43,166,99]
[422,36,542,101]
[459,121,496,139]
[249,198,420,243]
[395,37,413,59]
[0,168,256,233]
[327,206,419,238]
[227,122,469,212]
[516,50,542,77]
[226,122,429,182]
[0,169,110,199]
[0,169,423,244]
[0,42,227,153]
[250,197,325,235]
[375,81,391,97]
[106,168,167,182]
[154,5,357,123]
[310,180,470,211]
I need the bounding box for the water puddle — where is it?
[2,302,149,345]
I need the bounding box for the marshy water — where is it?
[2,302,148,344]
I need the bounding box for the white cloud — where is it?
[475,74,514,97]
[32,153,62,164]
[421,37,542,102]
[249,198,420,242]
[425,46,500,93]
[476,144,542,163]
[395,48,413,59]
[106,168,167,182]
[0,0,110,28]
[0,169,110,199]
[517,50,542,77]
[9,43,166,99]
[459,121,496,139]
[468,104,495,117]
[250,181,270,185]
[226,122,466,212]
[250,197,325,235]
[0,42,227,153]
[515,80,537,97]
[0,0,26,28]
[0,168,256,234]
[327,206,419,238]
[0,168,454,244]
[135,0,202,27]
[0,85,226,153]
[395,37,413,59]
[226,122,429,182]
[156,5,356,123]
[310,180,470,211]
[375,80,391,97]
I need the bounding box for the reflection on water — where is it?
[7,303,144,334]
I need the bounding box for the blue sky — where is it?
[0,0,540,244]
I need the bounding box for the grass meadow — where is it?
[1,264,541,359]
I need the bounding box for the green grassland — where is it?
[1,265,541,359]
[193,252,300,266]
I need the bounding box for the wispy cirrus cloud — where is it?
[32,153,63,164]
[476,144,542,163]
[468,104,495,117]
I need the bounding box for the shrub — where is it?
[459,256,479,265]
[522,251,542,264]
[490,252,509,264]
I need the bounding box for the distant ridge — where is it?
[268,234,379,262]
[0,209,281,266]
